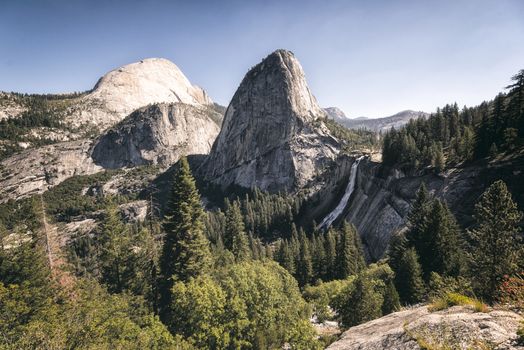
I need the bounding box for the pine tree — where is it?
[225,201,250,261]
[159,157,211,320]
[277,240,295,274]
[0,220,6,251]
[382,278,401,315]
[296,229,312,286]
[433,146,445,173]
[405,184,432,277]
[468,180,523,302]
[289,223,300,267]
[336,222,365,279]
[395,248,426,305]
[387,232,408,273]
[337,273,383,327]
[311,234,326,282]
[323,229,337,281]
[505,69,524,137]
[98,199,128,293]
[425,199,463,277]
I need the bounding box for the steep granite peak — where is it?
[239,49,326,121]
[203,49,339,192]
[67,58,212,131]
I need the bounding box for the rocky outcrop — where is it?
[0,92,27,121]
[202,49,340,192]
[0,140,102,201]
[339,154,524,260]
[67,58,213,132]
[327,305,523,350]
[91,103,221,168]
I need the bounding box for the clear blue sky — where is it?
[1,0,523,117]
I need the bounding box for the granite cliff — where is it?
[202,49,340,192]
[91,103,221,169]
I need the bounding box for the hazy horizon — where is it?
[1,0,523,117]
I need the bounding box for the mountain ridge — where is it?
[324,107,429,132]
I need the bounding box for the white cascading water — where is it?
[318,156,364,230]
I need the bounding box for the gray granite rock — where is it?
[327,305,523,350]
[202,49,340,192]
[91,103,220,169]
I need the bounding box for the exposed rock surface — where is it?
[323,107,349,124]
[202,49,340,192]
[0,140,102,201]
[338,154,524,260]
[0,58,221,202]
[119,200,148,222]
[67,58,213,131]
[91,103,221,168]
[0,92,27,120]
[327,305,523,350]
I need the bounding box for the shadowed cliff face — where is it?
[202,49,340,193]
[91,103,221,169]
[339,154,524,260]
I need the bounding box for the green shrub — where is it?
[303,278,354,322]
[428,292,488,313]
[517,321,524,346]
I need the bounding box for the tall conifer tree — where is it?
[225,201,250,261]
[468,180,523,301]
[395,248,426,304]
[159,157,210,320]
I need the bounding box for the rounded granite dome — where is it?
[89,57,212,114]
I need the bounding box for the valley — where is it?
[1,49,523,349]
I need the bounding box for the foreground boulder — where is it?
[327,305,523,350]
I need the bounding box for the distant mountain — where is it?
[323,107,348,123]
[324,108,429,132]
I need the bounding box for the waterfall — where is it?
[318,156,364,230]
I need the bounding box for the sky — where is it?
[1,0,524,117]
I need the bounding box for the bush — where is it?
[428,272,473,299]
[170,261,321,349]
[498,272,524,310]
[517,322,524,346]
[428,292,488,313]
[303,278,354,322]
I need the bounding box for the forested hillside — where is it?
[0,92,93,160]
[382,70,524,173]
[2,153,523,348]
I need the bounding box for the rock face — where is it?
[338,154,524,260]
[91,103,221,168]
[324,107,349,124]
[0,58,221,202]
[0,92,27,121]
[202,49,340,192]
[327,305,523,350]
[67,58,213,131]
[0,140,102,201]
